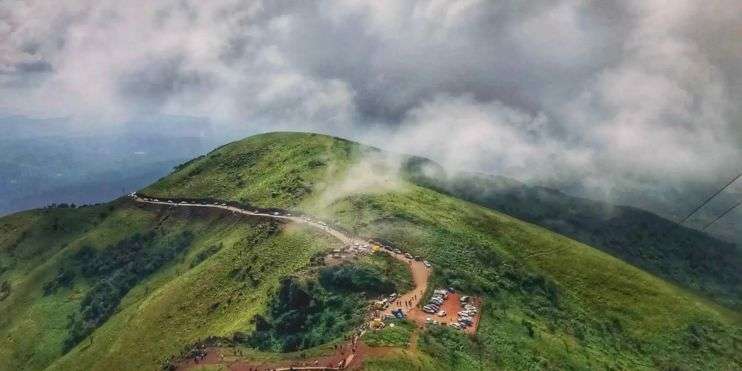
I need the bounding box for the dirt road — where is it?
[382,258,429,318]
[131,195,489,369]
[133,196,358,245]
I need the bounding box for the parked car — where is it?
[423,260,432,268]
[433,289,448,298]
[437,310,446,317]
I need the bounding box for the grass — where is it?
[1,201,343,371]
[363,320,415,347]
[317,187,741,369]
[144,132,364,209]
[2,132,741,370]
[362,350,448,371]
[356,252,414,294]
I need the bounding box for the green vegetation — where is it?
[0,200,343,371]
[319,254,410,297]
[356,252,413,294]
[410,170,742,309]
[418,326,480,369]
[363,320,414,347]
[144,132,363,209]
[1,132,740,370]
[245,276,366,352]
[64,230,194,351]
[190,242,222,268]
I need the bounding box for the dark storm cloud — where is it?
[0,0,740,215]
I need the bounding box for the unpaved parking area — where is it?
[400,292,482,334]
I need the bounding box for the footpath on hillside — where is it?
[131,194,479,370]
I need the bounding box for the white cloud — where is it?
[0,0,740,214]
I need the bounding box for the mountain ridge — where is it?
[1,132,740,370]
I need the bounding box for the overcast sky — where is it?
[1,0,741,216]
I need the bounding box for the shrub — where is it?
[319,264,396,296]
[190,243,222,268]
[63,231,194,351]
[42,268,75,295]
[244,276,365,352]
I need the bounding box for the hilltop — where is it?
[1,132,740,370]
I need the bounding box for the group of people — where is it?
[190,344,208,364]
[396,299,414,308]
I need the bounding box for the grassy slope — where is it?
[2,132,740,370]
[145,132,741,370]
[144,132,363,209]
[420,173,742,309]
[0,200,342,371]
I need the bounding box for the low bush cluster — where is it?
[244,277,366,352]
[42,268,75,295]
[363,320,414,347]
[319,264,396,297]
[63,231,194,351]
[190,243,222,268]
[0,280,10,301]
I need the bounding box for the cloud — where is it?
[0,0,740,216]
[314,149,408,209]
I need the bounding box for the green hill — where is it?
[406,170,742,309]
[1,132,740,370]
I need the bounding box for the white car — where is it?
[423,260,432,268]
[437,310,446,317]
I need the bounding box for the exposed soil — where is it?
[133,195,480,369]
[177,338,368,370]
[381,257,429,318]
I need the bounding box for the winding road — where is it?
[132,194,433,370]
[132,193,432,310]
[133,195,357,245]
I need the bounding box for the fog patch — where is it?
[314,150,408,209]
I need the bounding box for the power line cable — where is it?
[653,170,741,242]
[677,172,742,225]
[702,200,741,231]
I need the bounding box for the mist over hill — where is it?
[403,162,742,308]
[1,132,740,370]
